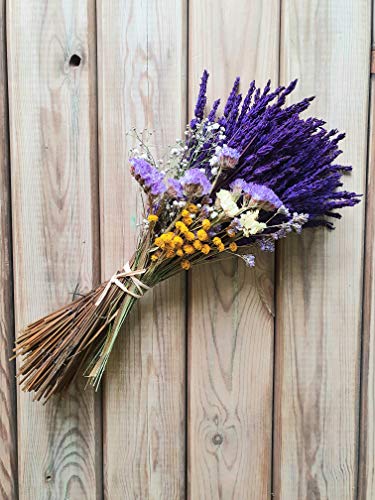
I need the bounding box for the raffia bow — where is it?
[95,261,150,306]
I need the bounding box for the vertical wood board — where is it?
[7,1,101,498]
[188,1,279,498]
[274,1,370,498]
[0,0,17,498]
[97,1,187,498]
[358,2,375,497]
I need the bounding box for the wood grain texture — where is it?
[358,4,375,498]
[188,1,279,498]
[7,1,101,498]
[0,1,17,498]
[274,1,371,498]
[97,1,187,498]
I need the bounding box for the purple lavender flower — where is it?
[129,157,166,197]
[219,145,241,169]
[243,182,283,211]
[166,178,183,199]
[192,70,209,126]
[191,71,360,228]
[180,168,211,197]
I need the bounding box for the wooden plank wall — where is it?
[0,1,373,499]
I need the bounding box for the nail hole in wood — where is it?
[69,54,81,67]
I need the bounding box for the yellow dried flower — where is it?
[183,216,193,226]
[151,254,159,262]
[218,243,225,252]
[166,248,175,258]
[202,219,211,230]
[229,242,238,252]
[154,237,165,249]
[201,244,211,255]
[181,260,191,270]
[187,203,199,213]
[173,235,183,248]
[185,231,195,241]
[176,248,184,257]
[193,240,202,250]
[175,221,188,234]
[212,236,222,246]
[183,244,195,255]
[181,209,190,218]
[148,214,158,223]
[161,232,174,243]
[197,229,208,241]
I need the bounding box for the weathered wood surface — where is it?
[0,1,374,499]
[359,3,375,498]
[97,1,187,498]
[0,1,17,498]
[274,1,371,498]
[7,1,101,498]
[188,1,279,498]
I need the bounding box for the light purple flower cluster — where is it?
[229,179,283,210]
[242,254,256,267]
[166,178,183,199]
[230,179,247,194]
[130,158,166,197]
[191,71,361,229]
[219,145,241,169]
[257,239,275,252]
[180,168,211,197]
[244,182,283,210]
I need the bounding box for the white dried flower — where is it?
[216,189,239,217]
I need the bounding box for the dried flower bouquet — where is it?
[14,71,360,402]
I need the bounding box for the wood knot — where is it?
[69,54,81,67]
[212,433,223,446]
[44,472,53,482]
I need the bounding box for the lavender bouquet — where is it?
[15,71,360,401]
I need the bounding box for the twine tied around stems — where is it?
[95,262,150,306]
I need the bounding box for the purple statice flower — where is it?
[190,71,361,229]
[226,217,242,237]
[241,254,255,267]
[180,168,211,197]
[219,145,241,169]
[130,157,166,197]
[258,238,275,252]
[244,182,283,211]
[231,217,242,231]
[166,178,183,199]
[230,178,247,194]
[289,212,309,233]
